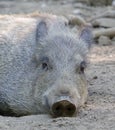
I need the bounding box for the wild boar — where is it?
[0,14,93,117]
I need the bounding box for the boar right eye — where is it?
[79,61,87,74]
[42,62,48,71]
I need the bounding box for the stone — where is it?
[98,35,112,46]
[92,18,115,28]
[88,0,112,6]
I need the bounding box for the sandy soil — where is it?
[0,45,115,130]
[0,0,115,130]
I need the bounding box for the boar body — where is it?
[0,15,92,117]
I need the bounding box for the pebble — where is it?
[66,14,90,26]
[112,0,115,6]
[112,37,115,45]
[88,0,112,6]
[92,18,115,28]
[98,36,112,46]
[112,37,115,41]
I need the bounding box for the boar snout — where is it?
[51,97,76,117]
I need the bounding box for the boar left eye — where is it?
[39,56,49,71]
[40,56,53,71]
[79,61,87,73]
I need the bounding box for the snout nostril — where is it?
[67,106,72,111]
[52,103,63,117]
[55,106,61,111]
[65,104,76,116]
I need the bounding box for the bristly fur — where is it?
[0,14,92,116]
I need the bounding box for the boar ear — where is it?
[79,26,93,49]
[36,21,48,41]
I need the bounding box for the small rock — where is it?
[69,15,86,26]
[92,18,115,28]
[112,0,115,6]
[112,37,115,45]
[66,15,90,26]
[98,36,112,46]
[41,3,47,8]
[112,37,115,41]
[72,9,82,15]
[89,0,112,6]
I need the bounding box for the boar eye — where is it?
[40,56,52,71]
[79,61,86,73]
[42,62,48,71]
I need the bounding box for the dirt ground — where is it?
[0,0,115,130]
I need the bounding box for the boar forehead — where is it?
[38,33,88,67]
